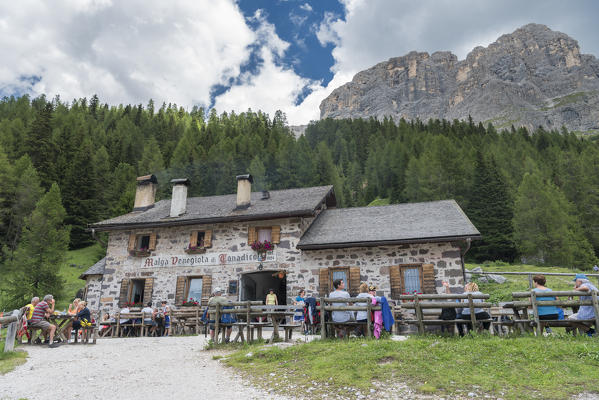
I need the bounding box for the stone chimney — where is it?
[133,175,158,211]
[235,174,253,209]
[170,178,190,217]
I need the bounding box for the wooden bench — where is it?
[320,297,382,339]
[397,293,494,335]
[114,312,144,337]
[509,290,599,336]
[171,308,203,335]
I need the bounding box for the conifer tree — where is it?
[467,152,517,262]
[25,101,54,186]
[4,183,70,308]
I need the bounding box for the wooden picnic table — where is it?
[48,314,74,342]
[262,310,295,343]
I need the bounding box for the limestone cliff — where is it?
[319,24,599,133]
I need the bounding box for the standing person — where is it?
[293,290,306,327]
[29,294,59,347]
[457,282,491,336]
[265,289,278,306]
[161,301,171,336]
[568,274,598,336]
[329,279,351,338]
[208,287,232,342]
[532,275,560,334]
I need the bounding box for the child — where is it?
[161,300,171,336]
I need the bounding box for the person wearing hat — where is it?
[567,274,598,336]
[208,287,232,342]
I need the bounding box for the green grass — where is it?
[466,261,590,303]
[0,341,27,375]
[224,336,599,400]
[367,197,390,207]
[56,244,105,309]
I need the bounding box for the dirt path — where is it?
[0,336,289,400]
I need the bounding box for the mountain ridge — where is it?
[319,24,599,133]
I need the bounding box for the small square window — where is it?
[137,235,150,251]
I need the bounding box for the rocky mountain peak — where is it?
[320,24,599,134]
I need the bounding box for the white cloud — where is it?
[0,0,254,106]
[299,3,313,12]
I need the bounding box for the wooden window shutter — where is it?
[389,265,402,299]
[127,234,136,252]
[204,230,212,248]
[201,275,212,306]
[248,226,257,244]
[349,267,361,296]
[271,226,280,244]
[422,263,436,294]
[148,233,157,251]
[119,279,130,307]
[175,276,187,306]
[318,268,330,297]
[143,278,154,305]
[189,231,198,248]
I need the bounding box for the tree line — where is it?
[1,94,598,306]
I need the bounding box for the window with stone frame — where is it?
[318,266,361,297]
[175,275,212,306]
[127,232,156,256]
[247,225,280,245]
[187,230,212,252]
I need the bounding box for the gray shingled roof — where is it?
[90,186,334,230]
[297,200,480,249]
[79,257,106,279]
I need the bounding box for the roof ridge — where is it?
[325,199,456,212]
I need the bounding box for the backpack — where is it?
[440,307,457,320]
[220,305,236,324]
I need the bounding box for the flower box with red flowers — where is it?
[251,240,273,260]
[182,299,200,307]
[129,247,151,257]
[184,244,206,254]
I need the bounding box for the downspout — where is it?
[91,228,107,247]
[460,238,472,284]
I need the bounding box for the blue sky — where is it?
[1,0,598,124]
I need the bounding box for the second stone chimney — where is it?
[133,175,158,211]
[170,178,190,217]
[235,174,253,209]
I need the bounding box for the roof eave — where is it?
[88,209,318,232]
[296,234,482,250]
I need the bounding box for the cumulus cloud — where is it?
[0,0,254,106]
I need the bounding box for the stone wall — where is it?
[86,217,306,313]
[297,242,466,298]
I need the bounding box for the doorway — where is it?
[240,271,287,305]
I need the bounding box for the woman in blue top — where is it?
[532,275,560,334]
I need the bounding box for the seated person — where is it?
[457,282,491,336]
[568,274,598,336]
[329,279,351,338]
[99,313,112,335]
[64,301,91,342]
[141,302,157,335]
[354,283,372,336]
[29,294,59,347]
[208,287,232,342]
[24,297,40,321]
[68,298,81,315]
[532,275,560,334]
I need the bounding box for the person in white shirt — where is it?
[329,279,351,338]
[141,302,157,335]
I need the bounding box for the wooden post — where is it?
[246,301,251,342]
[3,310,19,352]
[195,308,199,335]
[116,312,121,337]
[214,303,221,343]
[414,295,424,334]
[591,291,599,336]
[320,298,327,339]
[468,294,477,333]
[366,300,372,338]
[528,274,533,289]
[531,291,542,336]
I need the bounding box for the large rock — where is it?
[320,24,599,135]
[487,274,507,284]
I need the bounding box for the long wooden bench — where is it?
[320,297,382,339]
[397,293,494,335]
[509,290,599,336]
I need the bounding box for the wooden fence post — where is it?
[530,291,542,336]
[3,310,20,352]
[468,294,477,333]
[366,301,372,338]
[320,298,327,340]
[246,301,251,342]
[414,295,424,334]
[528,274,533,289]
[214,303,221,343]
[591,291,599,336]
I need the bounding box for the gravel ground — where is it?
[0,336,289,400]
